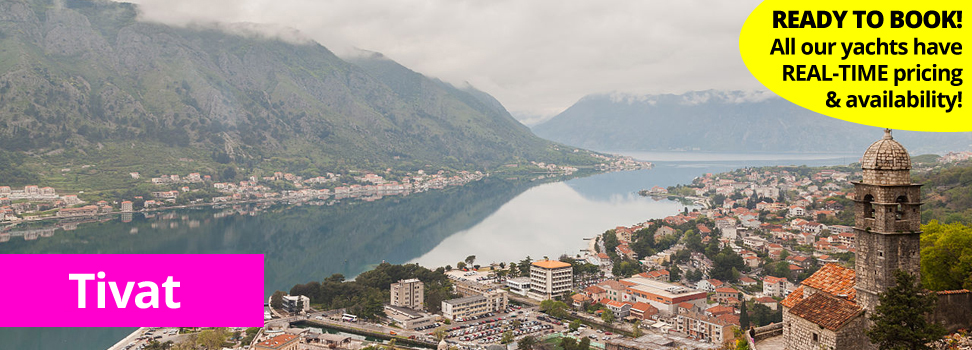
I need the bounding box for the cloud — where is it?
[119,0,766,119]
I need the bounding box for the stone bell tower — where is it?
[854,129,922,314]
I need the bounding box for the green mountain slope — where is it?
[0,0,586,179]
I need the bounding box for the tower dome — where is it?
[860,129,911,185]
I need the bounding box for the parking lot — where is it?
[436,306,572,346]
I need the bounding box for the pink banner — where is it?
[0,254,265,327]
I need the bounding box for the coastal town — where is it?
[0,154,652,228]
[114,136,972,350]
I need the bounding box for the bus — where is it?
[342,314,358,322]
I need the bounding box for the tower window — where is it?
[895,195,908,220]
[863,194,874,219]
[878,250,884,258]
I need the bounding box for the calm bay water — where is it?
[0,152,852,349]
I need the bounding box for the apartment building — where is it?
[528,260,573,300]
[390,279,424,310]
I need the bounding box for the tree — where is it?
[578,337,591,350]
[601,310,615,323]
[670,264,682,282]
[920,221,972,291]
[270,290,286,310]
[540,300,569,318]
[739,301,750,330]
[518,336,537,350]
[197,328,227,350]
[684,230,703,252]
[519,256,533,276]
[433,328,447,341]
[866,270,946,350]
[465,255,477,266]
[456,261,467,270]
[632,320,643,337]
[560,337,577,350]
[569,319,582,331]
[501,330,514,344]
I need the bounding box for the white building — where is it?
[282,295,310,314]
[528,260,573,300]
[441,291,508,321]
[506,277,531,296]
[390,279,424,310]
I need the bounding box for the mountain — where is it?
[0,0,586,178]
[532,90,972,154]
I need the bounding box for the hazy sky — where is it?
[124,0,766,124]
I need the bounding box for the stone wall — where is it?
[750,323,782,342]
[784,312,839,350]
[929,291,972,333]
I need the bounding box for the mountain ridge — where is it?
[0,0,595,181]
[533,90,972,154]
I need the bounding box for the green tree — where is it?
[711,247,745,282]
[197,328,227,350]
[540,300,570,318]
[578,337,591,350]
[560,337,577,350]
[684,230,703,252]
[670,265,682,282]
[519,256,533,276]
[465,255,477,266]
[632,320,643,337]
[270,290,286,310]
[501,330,515,344]
[866,270,946,350]
[456,261,467,270]
[920,221,972,290]
[739,301,750,330]
[601,310,615,323]
[569,319,582,331]
[518,336,537,350]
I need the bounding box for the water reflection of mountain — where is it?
[0,178,540,296]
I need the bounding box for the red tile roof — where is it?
[716,313,741,326]
[706,305,736,316]
[781,286,804,308]
[787,292,863,331]
[585,285,606,294]
[598,280,624,291]
[755,297,777,304]
[631,302,657,314]
[715,287,739,294]
[257,334,299,349]
[801,263,856,302]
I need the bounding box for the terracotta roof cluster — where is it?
[787,292,863,331]
[801,263,856,300]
